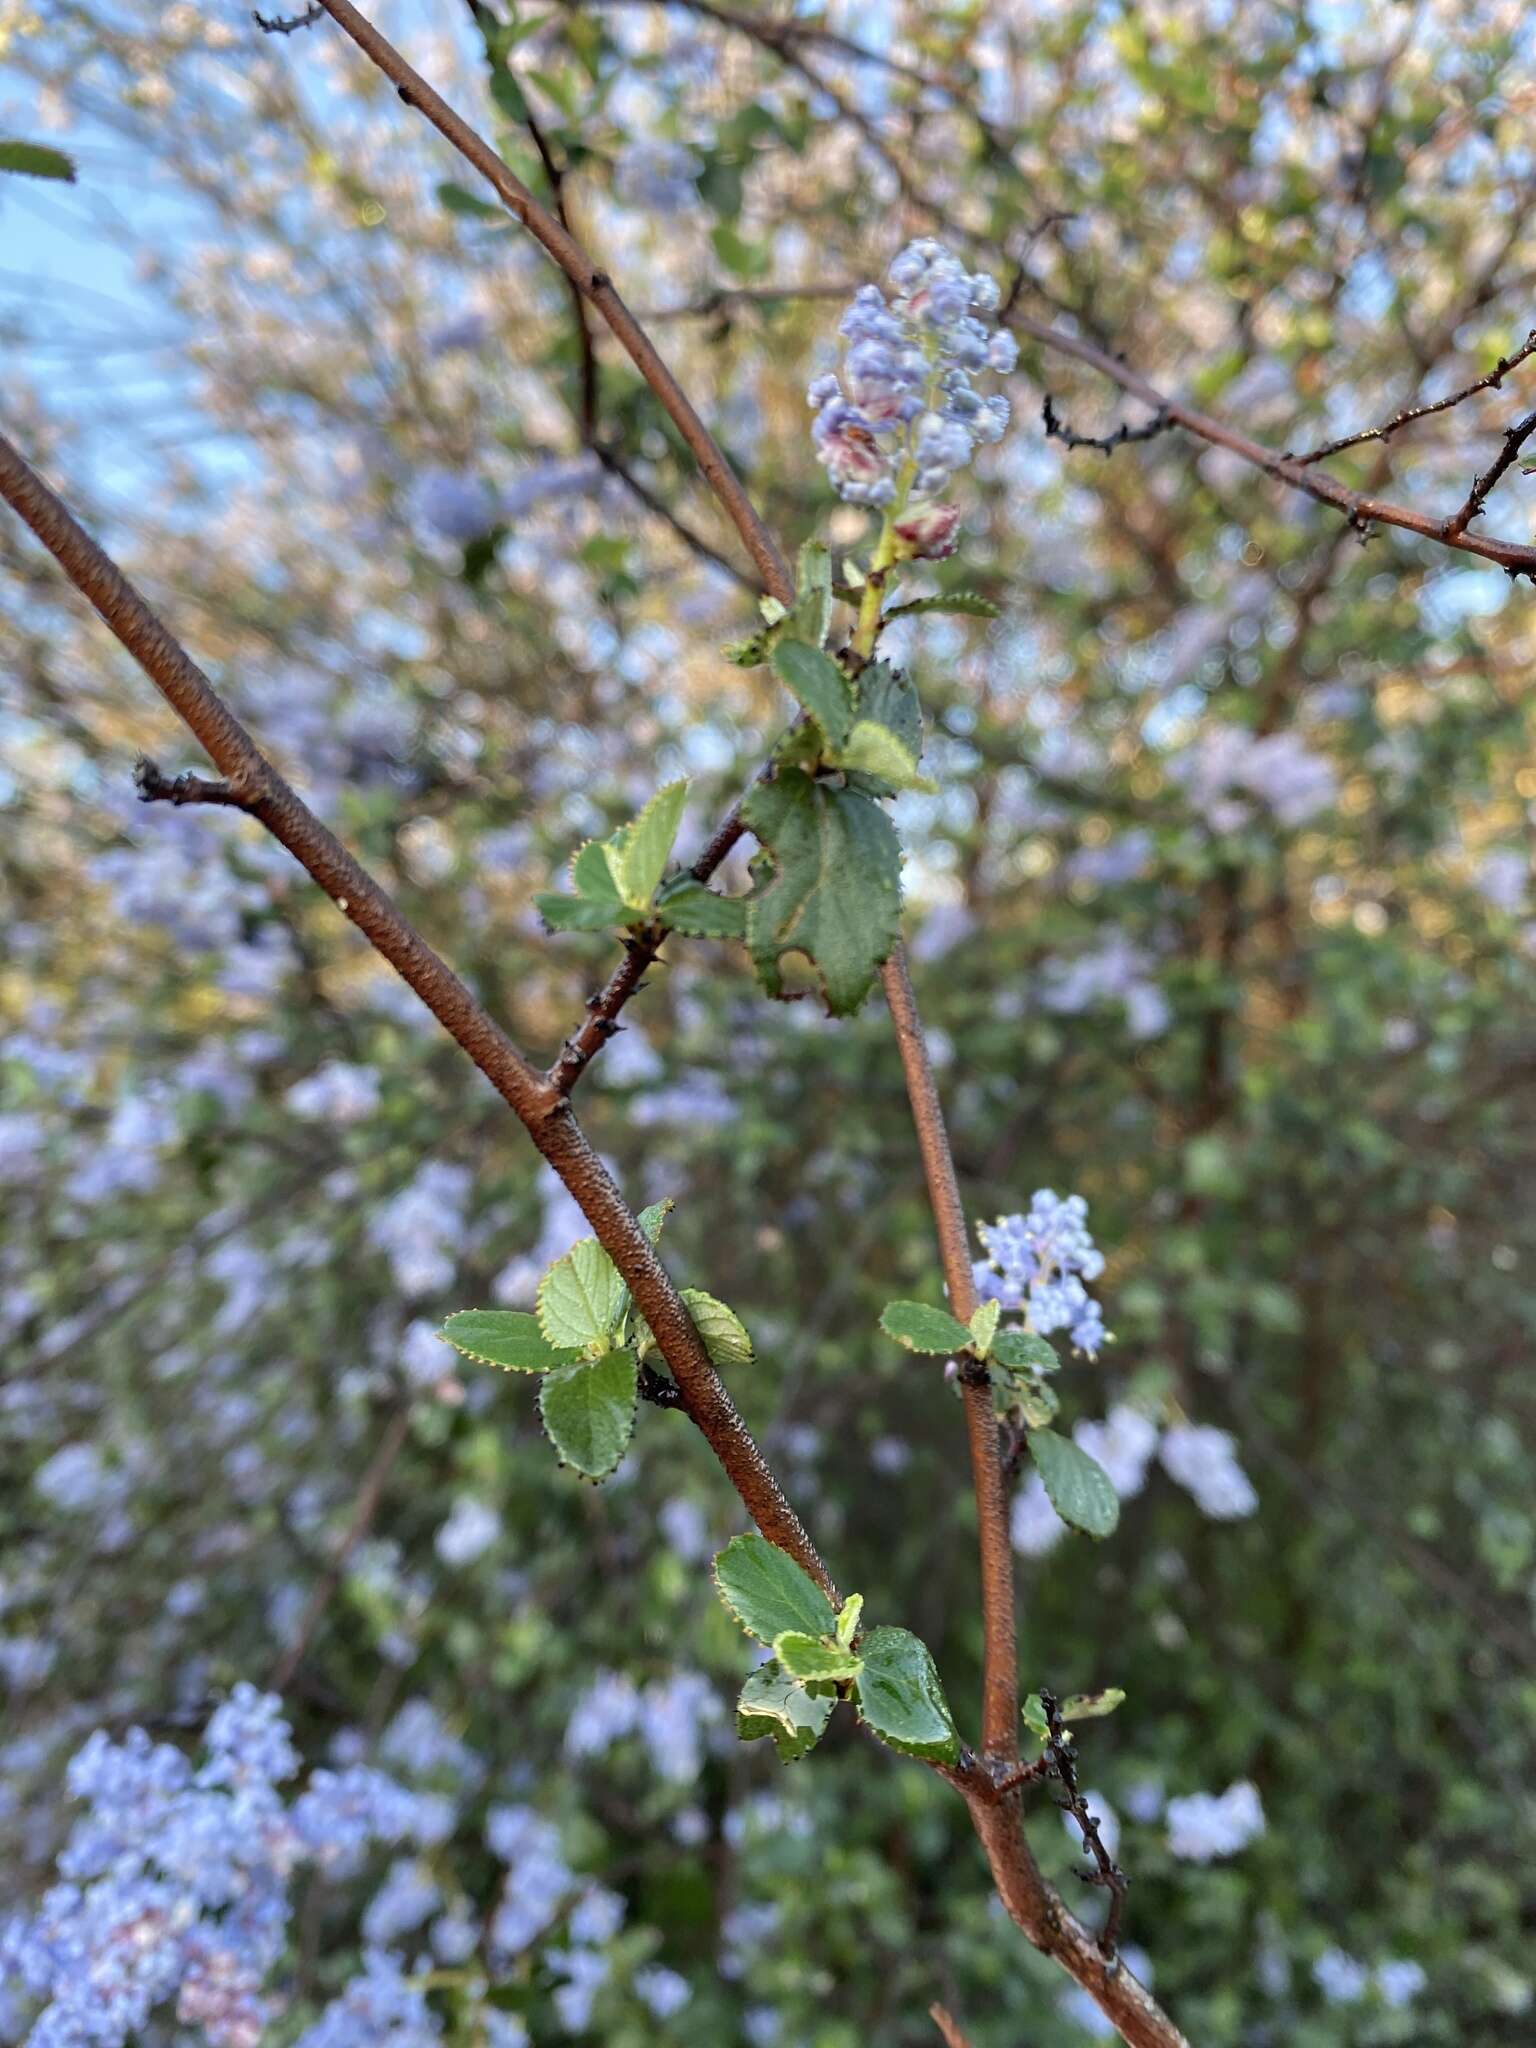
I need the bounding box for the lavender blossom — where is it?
[974,1189,1110,1356]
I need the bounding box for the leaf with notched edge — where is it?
[438,1309,581,1373]
[538,1238,626,1351]
[737,1660,834,1762]
[537,1347,637,1479]
[712,1531,838,1645]
[742,773,901,1017]
[879,1300,973,1355]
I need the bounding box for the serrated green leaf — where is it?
[770,641,854,748]
[833,718,936,792]
[681,1288,753,1369]
[993,1329,1061,1375]
[879,1300,974,1354]
[737,1660,834,1762]
[772,1631,863,1683]
[638,1199,673,1246]
[439,1309,580,1373]
[968,1300,1001,1356]
[835,1592,863,1650]
[712,1531,838,1645]
[0,140,76,182]
[1060,1687,1126,1721]
[884,591,1001,621]
[854,1626,960,1764]
[654,874,748,939]
[538,1346,637,1479]
[1027,1429,1120,1538]
[614,780,688,910]
[538,1237,627,1350]
[857,662,922,752]
[742,773,902,1016]
[535,892,629,932]
[571,833,627,904]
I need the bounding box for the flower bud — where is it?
[893,502,962,560]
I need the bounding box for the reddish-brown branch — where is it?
[0,424,829,1600]
[1443,407,1536,538]
[312,0,792,605]
[1012,310,1536,578]
[928,2004,974,2048]
[881,947,1018,1762]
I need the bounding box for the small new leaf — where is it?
[835,1592,863,1650]
[1027,1429,1120,1539]
[438,1309,581,1373]
[742,773,902,1016]
[854,1627,960,1764]
[968,1300,1001,1357]
[737,1660,833,1762]
[638,1199,673,1247]
[681,1288,753,1369]
[790,539,833,648]
[1007,1375,1059,1428]
[712,1531,838,1645]
[880,1300,974,1355]
[654,874,747,939]
[833,718,935,793]
[538,1237,627,1351]
[770,641,854,748]
[772,1631,863,1683]
[1060,1687,1127,1721]
[992,1328,1061,1375]
[614,780,688,910]
[537,1347,638,1480]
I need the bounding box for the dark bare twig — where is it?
[1008,307,1536,579]
[637,1362,685,1409]
[253,4,323,33]
[1042,392,1171,456]
[1288,330,1536,465]
[1442,407,1536,538]
[1042,1688,1130,1959]
[550,929,666,1095]
[591,444,755,591]
[135,756,252,810]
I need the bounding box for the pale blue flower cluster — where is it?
[0,1687,444,2048]
[807,240,1015,510]
[974,1189,1108,1356]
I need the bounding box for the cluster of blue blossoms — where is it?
[0,1686,445,2048]
[807,239,1017,534]
[974,1189,1108,1356]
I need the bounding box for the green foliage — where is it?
[879,1300,973,1354]
[741,771,902,1014]
[537,1236,628,1352]
[967,1299,1001,1356]
[771,640,854,748]
[653,874,747,938]
[853,1627,960,1764]
[711,1531,838,1645]
[771,1630,862,1682]
[438,1308,581,1372]
[679,1287,753,1369]
[992,1329,1061,1375]
[536,782,694,931]
[736,1659,834,1762]
[0,140,76,182]
[537,1346,637,1479]
[1022,1688,1127,1742]
[1027,1428,1120,1538]
[883,591,1001,621]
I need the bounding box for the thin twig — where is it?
[1009,308,1536,579]
[1042,392,1171,455]
[253,4,323,33]
[1288,329,1536,465]
[882,947,1018,1762]
[1442,406,1536,538]
[135,756,252,809]
[1041,1688,1130,1959]
[313,0,791,604]
[928,2003,975,2048]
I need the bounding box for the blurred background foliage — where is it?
[3,0,1535,2042]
